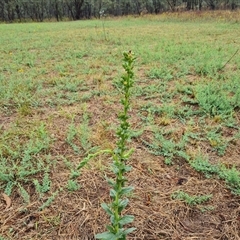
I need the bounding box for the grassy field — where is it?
[0,11,240,239]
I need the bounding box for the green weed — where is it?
[67,180,80,191]
[63,157,81,180]
[95,51,136,239]
[195,82,234,117]
[18,183,30,204]
[33,171,51,195]
[79,105,92,151]
[66,120,81,153]
[39,190,59,211]
[172,190,212,206]
[0,123,52,197]
[206,127,229,156]
[189,154,219,178]
[66,109,91,153]
[219,166,240,194]
[190,153,240,194]
[147,67,173,81]
[142,129,189,165]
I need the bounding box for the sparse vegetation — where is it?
[0,12,240,239]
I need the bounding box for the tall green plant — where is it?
[95,51,136,240]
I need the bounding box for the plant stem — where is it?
[113,51,135,235]
[95,51,136,239]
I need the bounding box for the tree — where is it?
[205,0,217,9]
[0,0,240,22]
[166,0,178,11]
[184,0,203,10]
[65,0,84,20]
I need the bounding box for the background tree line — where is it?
[0,0,239,22]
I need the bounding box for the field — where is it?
[0,11,240,239]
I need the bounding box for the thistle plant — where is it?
[95,51,136,240]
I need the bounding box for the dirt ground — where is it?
[1,95,240,240]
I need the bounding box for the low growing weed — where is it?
[39,190,59,211]
[63,157,81,179]
[66,120,81,153]
[63,156,82,191]
[0,123,52,198]
[139,102,176,125]
[142,129,189,165]
[190,153,240,195]
[66,108,91,153]
[67,179,80,191]
[147,66,173,81]
[219,166,240,194]
[189,154,219,178]
[195,82,234,117]
[33,171,51,195]
[172,190,212,206]
[206,127,229,156]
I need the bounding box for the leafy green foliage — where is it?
[66,108,91,153]
[18,183,30,204]
[67,180,80,191]
[190,154,240,194]
[77,149,112,171]
[39,190,59,211]
[66,121,81,153]
[147,67,173,81]
[206,127,229,156]
[143,130,189,165]
[195,82,234,117]
[219,166,240,194]
[189,154,219,178]
[33,171,51,194]
[0,124,51,195]
[172,190,212,206]
[79,106,92,151]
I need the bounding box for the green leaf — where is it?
[106,225,115,232]
[122,165,132,172]
[119,198,129,208]
[105,177,115,187]
[0,173,13,182]
[101,203,113,216]
[119,215,134,225]
[95,232,118,240]
[120,186,134,196]
[123,148,134,158]
[110,189,117,198]
[110,215,116,225]
[4,181,15,196]
[124,227,136,235]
